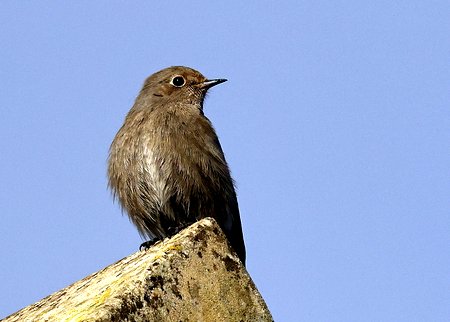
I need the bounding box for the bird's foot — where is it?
[167,222,191,237]
[139,238,160,251]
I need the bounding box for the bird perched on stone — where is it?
[108,66,246,265]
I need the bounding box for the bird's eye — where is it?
[170,76,186,87]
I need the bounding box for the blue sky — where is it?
[0,2,448,321]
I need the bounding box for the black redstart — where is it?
[108,66,246,265]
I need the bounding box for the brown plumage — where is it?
[108,66,246,265]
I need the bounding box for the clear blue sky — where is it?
[0,2,448,321]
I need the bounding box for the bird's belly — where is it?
[140,144,168,205]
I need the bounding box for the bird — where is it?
[108,66,246,265]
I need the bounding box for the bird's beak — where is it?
[199,78,227,89]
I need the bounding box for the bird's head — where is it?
[138,66,227,110]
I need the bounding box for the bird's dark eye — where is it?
[171,76,185,87]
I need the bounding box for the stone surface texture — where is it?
[3,218,272,322]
